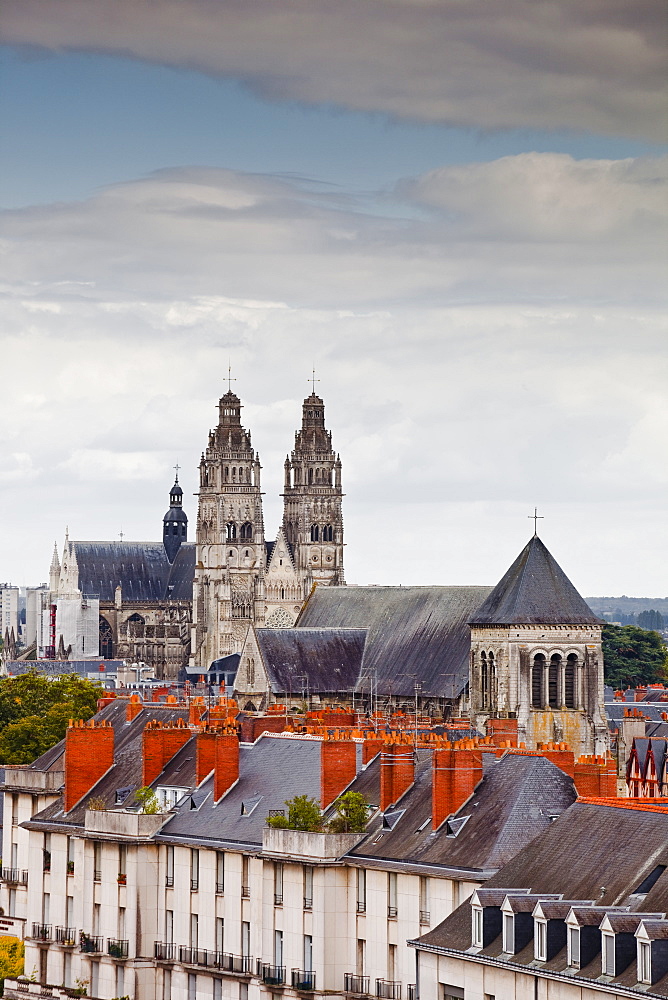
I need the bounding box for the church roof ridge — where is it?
[469,535,602,626]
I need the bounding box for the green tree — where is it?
[0,673,102,765]
[602,624,668,689]
[134,787,161,814]
[328,791,369,833]
[266,794,322,832]
[637,609,665,631]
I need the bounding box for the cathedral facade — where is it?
[192,390,344,667]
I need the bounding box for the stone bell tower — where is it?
[193,390,266,667]
[282,392,344,596]
[468,534,609,756]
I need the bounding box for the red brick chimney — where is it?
[362,734,384,765]
[432,745,483,830]
[485,718,518,747]
[380,740,415,811]
[126,693,143,722]
[321,734,358,808]
[213,729,240,801]
[196,729,217,785]
[189,696,206,726]
[65,720,115,812]
[142,720,192,787]
[574,755,617,797]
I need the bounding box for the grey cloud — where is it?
[3,0,666,140]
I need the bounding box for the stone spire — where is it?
[49,542,61,594]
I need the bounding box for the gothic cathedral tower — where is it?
[282,393,344,595]
[193,391,266,667]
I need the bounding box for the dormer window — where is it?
[472,906,483,948]
[503,913,514,954]
[535,919,547,962]
[638,941,651,984]
[602,932,615,975]
[568,926,580,967]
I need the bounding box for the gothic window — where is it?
[240,522,253,540]
[549,654,561,707]
[99,616,113,658]
[126,613,145,639]
[310,524,319,542]
[308,468,313,485]
[232,467,237,480]
[265,608,294,629]
[565,654,577,709]
[225,467,229,481]
[532,654,545,708]
[322,524,333,542]
[488,651,496,708]
[480,652,489,709]
[226,523,237,541]
[248,658,255,686]
[280,587,285,599]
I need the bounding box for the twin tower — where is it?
[192,390,344,667]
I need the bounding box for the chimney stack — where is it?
[142,720,192,787]
[65,720,115,812]
[213,729,240,801]
[380,740,415,811]
[432,745,483,830]
[321,734,358,808]
[126,693,143,722]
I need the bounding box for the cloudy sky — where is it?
[1,0,666,597]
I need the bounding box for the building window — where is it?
[93,842,101,882]
[310,524,319,541]
[419,876,430,924]
[532,654,545,707]
[215,916,224,953]
[190,848,199,891]
[322,524,333,542]
[387,872,398,918]
[163,970,171,1000]
[240,522,253,540]
[535,920,547,962]
[165,909,173,944]
[356,939,365,975]
[304,934,313,973]
[213,980,223,1000]
[472,907,483,948]
[274,862,284,905]
[503,913,514,953]
[216,851,225,893]
[638,941,651,984]
[568,926,580,967]
[242,855,250,896]
[188,973,197,1000]
[388,943,397,980]
[274,928,284,968]
[241,921,251,958]
[548,654,561,707]
[356,869,366,913]
[166,845,174,888]
[118,844,127,884]
[190,913,199,950]
[565,654,577,708]
[603,933,615,975]
[226,522,237,541]
[303,865,313,909]
[90,961,100,998]
[115,965,124,998]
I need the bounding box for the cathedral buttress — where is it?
[193,391,266,666]
[282,393,344,595]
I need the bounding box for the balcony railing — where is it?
[165,875,174,888]
[107,938,129,959]
[344,974,370,994]
[274,892,283,906]
[419,910,430,925]
[356,900,366,913]
[216,881,224,894]
[55,926,76,946]
[93,870,101,882]
[153,943,253,974]
[0,868,28,885]
[376,980,401,1000]
[117,873,127,886]
[303,895,313,910]
[292,969,316,991]
[259,963,285,986]
[190,878,199,891]
[31,923,52,942]
[387,906,398,918]
[241,884,250,898]
[80,932,104,954]
[66,861,75,876]
[407,985,416,1000]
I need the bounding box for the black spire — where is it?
[470,536,602,626]
[163,474,188,563]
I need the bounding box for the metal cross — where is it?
[173,462,181,482]
[310,368,320,393]
[119,528,125,542]
[226,362,237,392]
[528,507,544,535]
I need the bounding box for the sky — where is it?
[1,0,666,597]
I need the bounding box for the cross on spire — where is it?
[119,527,124,542]
[310,367,320,394]
[226,362,237,392]
[528,506,544,536]
[173,461,181,482]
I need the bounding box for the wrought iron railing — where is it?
[387,905,398,918]
[55,926,77,946]
[303,895,313,910]
[0,868,28,884]
[292,969,316,990]
[407,985,416,1000]
[80,932,104,953]
[153,942,253,973]
[259,963,285,985]
[376,980,401,1000]
[107,938,129,958]
[31,923,52,941]
[154,941,177,961]
[419,910,430,925]
[344,973,370,994]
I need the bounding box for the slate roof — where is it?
[256,628,367,694]
[158,735,324,849]
[297,585,493,698]
[414,800,668,995]
[346,750,576,873]
[469,535,603,626]
[71,541,195,602]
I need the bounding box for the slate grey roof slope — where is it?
[296,585,492,698]
[470,535,603,626]
[414,800,668,994]
[72,541,195,602]
[347,750,576,872]
[256,628,366,694]
[158,735,323,849]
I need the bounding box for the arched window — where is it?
[99,616,113,658]
[565,654,577,709]
[308,468,313,485]
[310,524,319,542]
[322,524,333,542]
[248,658,255,686]
[488,651,496,708]
[549,654,561,708]
[240,522,253,540]
[226,522,237,541]
[126,613,145,639]
[481,652,489,709]
[224,467,229,481]
[532,654,545,708]
[232,467,237,480]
